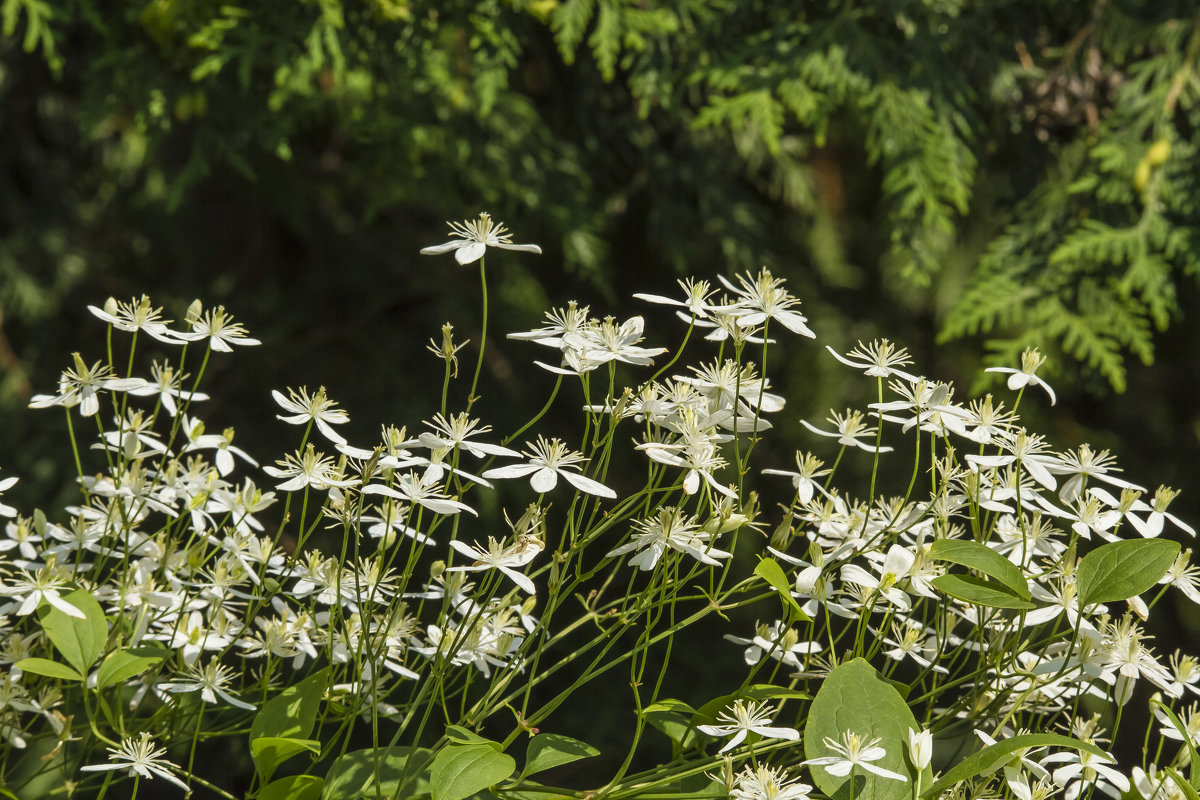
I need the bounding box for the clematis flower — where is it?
[420,211,542,265]
[804,731,907,781]
[729,764,812,800]
[446,535,543,594]
[606,506,730,571]
[986,346,1056,405]
[28,353,147,417]
[88,295,182,344]
[697,699,799,753]
[175,304,261,352]
[272,386,351,446]
[482,436,616,498]
[79,732,190,791]
[717,269,816,338]
[826,339,918,382]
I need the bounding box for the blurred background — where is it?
[2,0,1198,778]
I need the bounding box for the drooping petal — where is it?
[529,467,559,493]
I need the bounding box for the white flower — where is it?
[697,700,799,754]
[0,565,87,619]
[88,295,182,344]
[605,506,730,571]
[723,620,823,671]
[907,727,932,770]
[181,416,259,476]
[264,444,359,492]
[729,764,812,800]
[633,278,717,320]
[1041,747,1129,800]
[79,732,190,791]
[561,315,667,367]
[482,436,616,498]
[420,211,542,264]
[160,660,255,710]
[840,544,916,612]
[717,269,816,337]
[419,413,520,460]
[800,410,894,453]
[272,386,351,445]
[28,353,147,417]
[763,452,830,504]
[125,362,208,417]
[446,535,543,595]
[175,304,261,352]
[826,339,918,381]
[804,730,908,781]
[985,346,1056,405]
[362,472,476,516]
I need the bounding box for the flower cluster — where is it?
[0,214,1194,800]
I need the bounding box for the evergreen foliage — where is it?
[1,1,1197,507]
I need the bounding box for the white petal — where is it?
[499,565,537,594]
[454,242,487,264]
[529,467,559,494]
[561,471,617,499]
[481,463,540,481]
[420,240,465,255]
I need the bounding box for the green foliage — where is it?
[1075,538,1180,606]
[803,658,924,800]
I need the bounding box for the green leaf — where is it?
[95,646,170,690]
[322,746,433,800]
[1076,539,1180,606]
[251,668,329,743]
[446,725,502,748]
[930,574,1036,610]
[1166,769,1200,800]
[15,657,83,682]
[522,733,599,778]
[754,557,809,621]
[804,658,928,800]
[430,744,516,800]
[261,774,324,800]
[643,698,698,748]
[922,734,1108,798]
[928,539,1030,599]
[37,588,107,675]
[251,737,321,783]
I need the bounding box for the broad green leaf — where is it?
[251,668,329,743]
[804,658,928,800]
[430,744,516,800]
[928,539,1030,599]
[643,699,697,748]
[15,657,83,682]
[930,574,1036,610]
[446,725,502,748]
[922,734,1108,798]
[1076,539,1180,606]
[96,646,170,690]
[251,737,320,783]
[754,557,809,621]
[260,774,324,800]
[522,733,599,778]
[37,588,107,675]
[322,746,433,800]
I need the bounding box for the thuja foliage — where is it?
[2,1,1199,402]
[0,214,1197,800]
